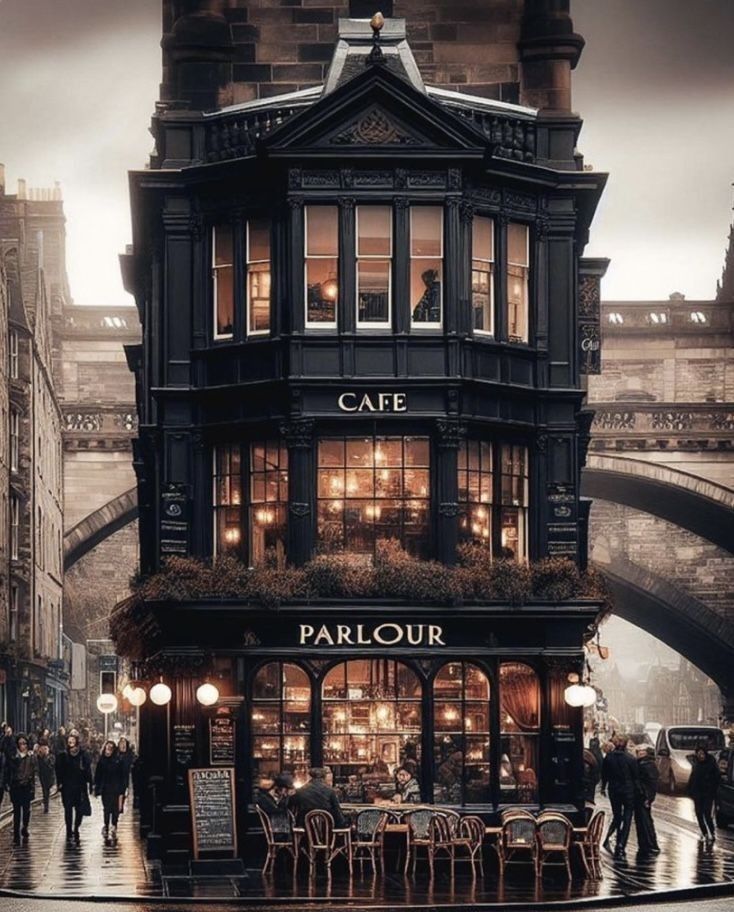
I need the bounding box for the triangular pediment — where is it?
[264,66,487,156]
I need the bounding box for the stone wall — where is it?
[590,499,734,621]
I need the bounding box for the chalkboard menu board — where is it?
[188,767,237,858]
[173,724,196,789]
[210,714,235,765]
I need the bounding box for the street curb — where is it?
[0,879,732,909]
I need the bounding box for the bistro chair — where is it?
[256,805,296,874]
[436,807,462,836]
[536,812,573,879]
[304,809,353,879]
[499,809,537,876]
[405,809,454,878]
[352,808,388,874]
[456,815,486,878]
[576,809,605,880]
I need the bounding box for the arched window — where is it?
[251,662,310,793]
[500,662,540,804]
[322,659,421,803]
[433,661,490,805]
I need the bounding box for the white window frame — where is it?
[304,206,338,331]
[246,219,271,338]
[410,206,443,331]
[507,222,530,344]
[9,329,18,379]
[212,224,234,341]
[10,582,18,641]
[471,215,495,337]
[10,408,19,473]
[10,493,19,561]
[355,205,392,331]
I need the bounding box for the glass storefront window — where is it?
[305,206,338,328]
[317,436,430,559]
[410,207,443,328]
[500,663,540,804]
[322,660,421,804]
[247,218,271,335]
[433,662,490,805]
[500,444,529,562]
[472,215,494,335]
[357,206,392,328]
[213,445,243,556]
[212,223,234,339]
[252,662,311,793]
[458,439,493,552]
[507,222,529,343]
[249,441,288,568]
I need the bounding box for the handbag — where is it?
[80,791,92,817]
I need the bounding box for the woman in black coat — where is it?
[94,740,126,840]
[687,745,721,843]
[116,737,136,814]
[634,747,660,854]
[55,734,92,844]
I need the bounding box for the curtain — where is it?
[500,663,540,732]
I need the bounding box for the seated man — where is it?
[292,767,347,829]
[394,766,421,804]
[255,773,293,835]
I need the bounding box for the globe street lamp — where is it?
[196,681,219,707]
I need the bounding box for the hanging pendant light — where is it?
[196,681,220,707]
[150,678,172,706]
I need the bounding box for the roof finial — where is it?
[367,12,386,67]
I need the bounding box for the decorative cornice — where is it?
[279,418,315,448]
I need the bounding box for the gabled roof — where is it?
[264,62,489,159]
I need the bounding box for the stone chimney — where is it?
[159,1,585,112]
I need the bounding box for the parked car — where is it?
[625,731,653,756]
[655,725,725,793]
[715,748,733,829]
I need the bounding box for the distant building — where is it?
[0,167,66,732]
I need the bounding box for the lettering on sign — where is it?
[299,622,445,647]
[188,767,237,859]
[337,392,407,413]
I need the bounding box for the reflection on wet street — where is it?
[1,793,733,906]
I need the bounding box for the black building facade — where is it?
[120,10,607,856]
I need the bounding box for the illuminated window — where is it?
[500,445,528,562]
[433,662,490,805]
[247,218,271,335]
[472,215,494,335]
[317,436,430,559]
[356,206,392,328]
[305,206,338,328]
[410,207,443,328]
[213,445,242,557]
[252,662,311,793]
[323,660,421,803]
[500,663,540,805]
[212,224,234,339]
[249,441,288,568]
[458,439,493,552]
[507,223,529,343]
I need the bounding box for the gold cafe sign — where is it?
[299,622,445,647]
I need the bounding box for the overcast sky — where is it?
[0,0,732,306]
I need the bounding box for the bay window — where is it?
[433,662,491,805]
[247,218,271,335]
[305,206,339,328]
[251,662,311,793]
[500,444,529,562]
[472,215,494,335]
[317,435,430,559]
[500,662,540,804]
[356,206,392,328]
[213,445,242,555]
[410,207,442,328]
[507,222,529,343]
[458,439,493,551]
[212,223,234,339]
[323,660,421,803]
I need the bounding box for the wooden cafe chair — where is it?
[304,809,353,879]
[536,811,573,879]
[256,804,296,874]
[352,808,389,874]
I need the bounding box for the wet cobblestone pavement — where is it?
[0,794,733,906]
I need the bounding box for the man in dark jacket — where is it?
[634,746,660,854]
[55,734,92,843]
[601,736,639,858]
[291,767,347,829]
[36,742,56,813]
[9,735,36,844]
[687,744,720,844]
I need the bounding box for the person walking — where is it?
[601,736,639,859]
[36,742,56,813]
[687,744,720,845]
[9,735,37,844]
[55,733,92,844]
[0,735,7,812]
[634,746,660,855]
[116,737,136,815]
[94,740,126,842]
[53,726,67,755]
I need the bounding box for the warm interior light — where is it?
[322,277,338,301]
[224,527,241,544]
[128,686,147,707]
[150,681,172,706]
[196,682,220,706]
[254,508,274,525]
